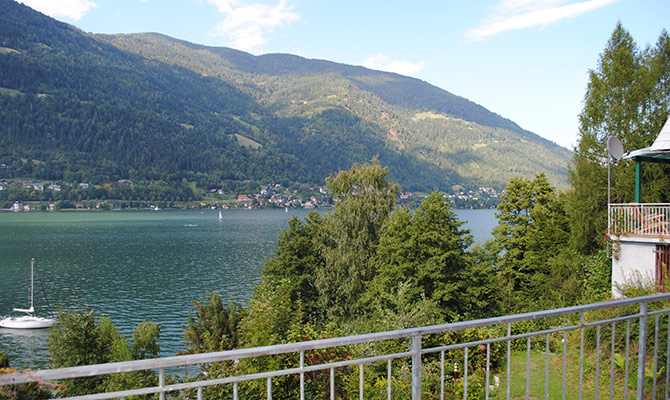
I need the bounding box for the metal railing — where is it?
[609,203,670,236]
[3,293,670,399]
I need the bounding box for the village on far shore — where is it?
[0,178,502,211]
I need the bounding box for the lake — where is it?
[0,208,497,368]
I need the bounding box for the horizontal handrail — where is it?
[610,203,670,206]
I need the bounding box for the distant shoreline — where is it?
[0,205,499,212]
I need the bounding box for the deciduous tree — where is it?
[47,308,160,396]
[316,161,399,320]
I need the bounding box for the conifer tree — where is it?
[493,174,570,311]
[367,192,474,321]
[262,211,323,320]
[567,23,670,254]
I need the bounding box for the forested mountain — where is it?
[0,0,571,202]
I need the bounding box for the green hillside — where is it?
[0,0,571,203]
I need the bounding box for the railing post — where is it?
[464,346,468,399]
[300,350,305,400]
[412,335,422,400]
[359,364,364,400]
[635,162,641,203]
[608,203,611,235]
[388,358,393,400]
[637,301,648,400]
[330,367,335,400]
[159,367,164,400]
[507,323,511,400]
[579,312,584,400]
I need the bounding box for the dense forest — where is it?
[0,0,570,206]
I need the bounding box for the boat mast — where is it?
[30,258,35,312]
[34,260,56,319]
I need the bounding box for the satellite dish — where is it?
[607,136,624,162]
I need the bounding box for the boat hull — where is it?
[0,315,56,329]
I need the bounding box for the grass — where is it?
[412,111,449,121]
[0,47,20,54]
[489,338,636,399]
[235,118,261,135]
[232,134,262,149]
[0,87,23,96]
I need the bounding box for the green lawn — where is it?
[0,87,23,96]
[232,133,262,149]
[489,347,637,399]
[0,46,20,54]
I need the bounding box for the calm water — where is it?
[0,208,496,368]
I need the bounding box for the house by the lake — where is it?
[608,118,670,295]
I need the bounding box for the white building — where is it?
[609,118,670,296]
[10,201,22,212]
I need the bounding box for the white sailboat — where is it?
[218,210,223,221]
[0,259,56,329]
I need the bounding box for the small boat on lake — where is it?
[218,210,223,221]
[0,259,56,329]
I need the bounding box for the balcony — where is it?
[608,203,670,238]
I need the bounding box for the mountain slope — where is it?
[0,0,571,198]
[100,32,571,189]
[102,32,547,139]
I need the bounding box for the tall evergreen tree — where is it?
[181,291,244,354]
[367,192,474,321]
[567,23,670,254]
[262,212,324,320]
[494,174,570,311]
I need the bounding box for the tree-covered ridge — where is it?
[0,2,441,196]
[0,0,569,202]
[101,31,572,190]
[103,32,543,138]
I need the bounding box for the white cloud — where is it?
[207,0,238,13]
[363,54,425,77]
[207,0,299,53]
[16,0,96,21]
[465,0,618,41]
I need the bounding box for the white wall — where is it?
[612,240,657,297]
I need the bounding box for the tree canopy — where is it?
[47,307,160,397]
[567,23,670,254]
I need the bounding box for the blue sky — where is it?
[16,0,670,149]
